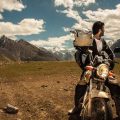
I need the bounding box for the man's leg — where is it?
[68,71,87,115]
[107,82,120,118]
[68,84,87,115]
[74,84,87,108]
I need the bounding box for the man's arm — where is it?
[102,40,115,60]
[102,40,115,69]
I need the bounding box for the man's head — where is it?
[92,21,104,37]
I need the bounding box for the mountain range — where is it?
[0,35,119,63]
[0,35,60,62]
[111,39,120,58]
[48,47,75,61]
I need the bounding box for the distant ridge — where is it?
[0,35,60,62]
[111,39,120,58]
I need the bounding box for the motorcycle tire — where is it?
[81,98,113,120]
[91,98,113,120]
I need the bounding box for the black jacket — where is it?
[91,39,114,60]
[74,38,114,70]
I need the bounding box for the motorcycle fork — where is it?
[97,81,105,91]
[81,79,93,117]
[87,79,93,117]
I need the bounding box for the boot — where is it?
[68,106,80,115]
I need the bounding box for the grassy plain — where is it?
[0,61,119,120]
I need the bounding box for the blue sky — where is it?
[0,0,120,50]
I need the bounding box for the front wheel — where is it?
[91,98,113,120]
[81,98,113,120]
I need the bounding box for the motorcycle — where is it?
[79,50,114,120]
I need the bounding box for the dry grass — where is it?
[0,61,81,80]
[0,60,120,80]
[0,61,119,120]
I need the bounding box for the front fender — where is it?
[91,89,109,99]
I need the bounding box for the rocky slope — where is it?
[111,39,120,58]
[0,35,60,62]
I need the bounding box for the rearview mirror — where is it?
[114,47,120,53]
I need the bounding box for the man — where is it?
[68,21,120,118]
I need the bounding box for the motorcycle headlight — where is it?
[97,64,109,79]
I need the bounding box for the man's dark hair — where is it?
[92,21,104,35]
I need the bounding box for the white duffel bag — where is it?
[73,30,93,47]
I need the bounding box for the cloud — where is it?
[54,0,95,9]
[0,18,45,38]
[57,8,92,30]
[54,0,73,9]
[72,20,92,31]
[0,0,26,12]
[74,0,95,7]
[59,8,93,32]
[83,4,120,40]
[63,21,92,33]
[7,35,18,40]
[63,27,70,32]
[0,0,26,20]
[55,0,95,32]
[0,0,45,39]
[56,8,82,22]
[30,34,73,49]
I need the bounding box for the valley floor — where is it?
[0,61,119,120]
